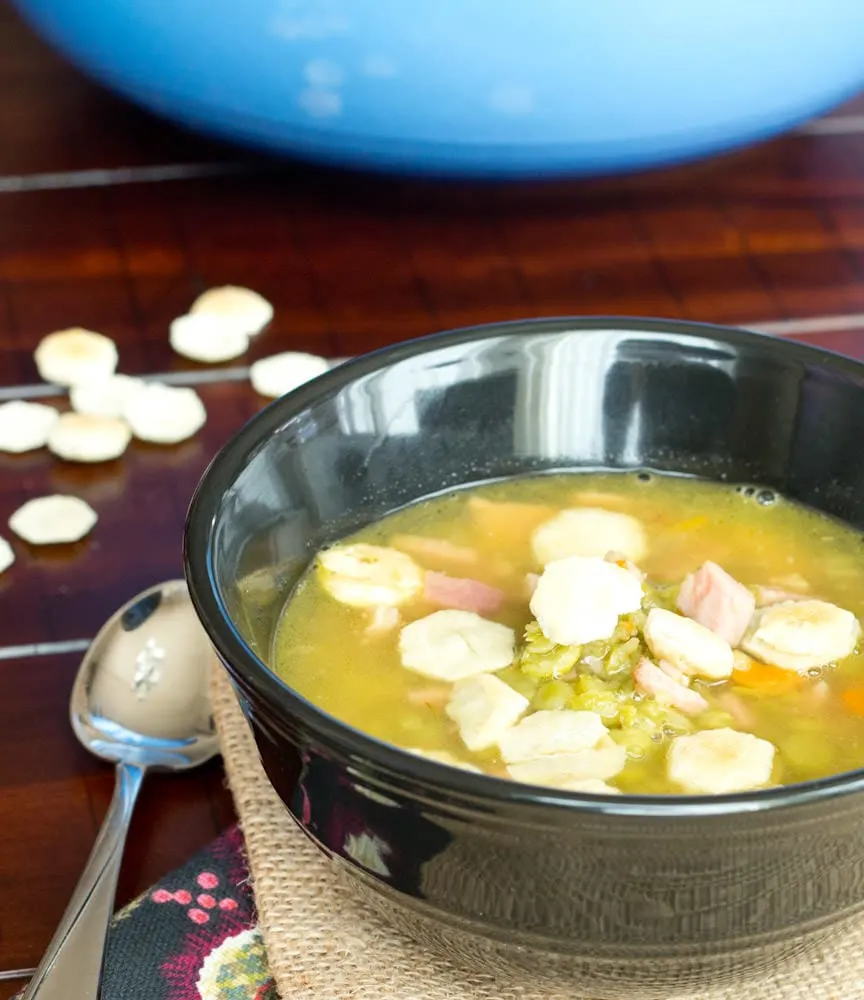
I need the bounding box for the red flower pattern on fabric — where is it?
[151,874,238,922]
[156,826,276,1000]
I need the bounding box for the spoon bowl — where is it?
[23,579,219,1000]
[71,579,218,769]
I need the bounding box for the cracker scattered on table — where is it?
[34,328,118,387]
[0,536,14,574]
[169,313,250,363]
[122,382,206,444]
[70,374,145,419]
[47,412,132,463]
[9,495,98,545]
[249,351,330,398]
[0,400,60,453]
[189,285,273,337]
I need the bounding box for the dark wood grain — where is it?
[0,651,233,971]
[3,0,864,986]
[6,165,864,385]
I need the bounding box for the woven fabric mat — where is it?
[211,663,864,1000]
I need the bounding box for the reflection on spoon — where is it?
[85,584,214,743]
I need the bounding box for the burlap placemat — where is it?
[211,664,864,1000]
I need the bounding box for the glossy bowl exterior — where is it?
[12,0,864,178]
[186,318,864,996]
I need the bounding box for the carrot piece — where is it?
[842,688,864,717]
[732,661,803,694]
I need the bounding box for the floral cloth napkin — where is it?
[101,825,276,1000]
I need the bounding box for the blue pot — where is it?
[14,0,864,178]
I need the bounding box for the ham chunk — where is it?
[391,534,479,571]
[657,659,688,686]
[715,690,756,729]
[423,571,506,616]
[634,658,709,716]
[755,586,808,608]
[676,560,755,647]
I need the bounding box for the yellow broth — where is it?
[271,472,864,794]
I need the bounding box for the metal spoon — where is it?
[22,580,220,1000]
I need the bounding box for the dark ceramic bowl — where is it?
[184,318,864,997]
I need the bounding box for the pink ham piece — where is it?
[423,570,506,616]
[657,659,688,686]
[634,658,709,716]
[754,586,808,608]
[676,560,755,647]
[391,534,479,571]
[716,690,756,729]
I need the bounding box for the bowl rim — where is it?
[184,314,864,819]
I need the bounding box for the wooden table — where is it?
[3,2,864,994]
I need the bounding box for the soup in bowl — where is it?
[184,318,864,996]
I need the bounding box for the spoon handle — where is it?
[22,762,146,1000]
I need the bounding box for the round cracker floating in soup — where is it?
[9,495,97,545]
[318,543,424,607]
[529,555,643,646]
[0,536,14,574]
[445,673,529,751]
[741,599,861,672]
[48,412,131,463]
[34,328,118,387]
[249,351,330,399]
[399,609,515,681]
[643,607,734,681]
[506,739,627,788]
[189,285,274,336]
[667,728,775,795]
[122,383,206,444]
[498,709,609,763]
[531,507,647,566]
[169,313,250,363]
[70,374,145,419]
[0,400,60,453]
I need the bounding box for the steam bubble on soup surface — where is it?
[270,472,864,796]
